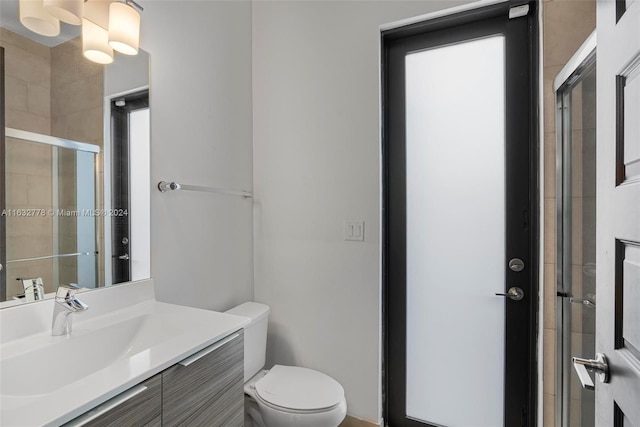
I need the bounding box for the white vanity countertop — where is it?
[0,279,250,427]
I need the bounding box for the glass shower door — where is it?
[555,42,597,427]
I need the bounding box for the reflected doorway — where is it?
[110,90,150,284]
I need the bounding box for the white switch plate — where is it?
[344,221,365,242]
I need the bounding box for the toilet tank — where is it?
[226,302,270,382]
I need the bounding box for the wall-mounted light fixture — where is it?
[19,0,60,37]
[82,16,113,64]
[44,0,83,25]
[108,1,140,55]
[18,0,143,65]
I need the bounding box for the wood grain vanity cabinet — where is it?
[64,375,162,427]
[64,330,244,427]
[162,330,244,426]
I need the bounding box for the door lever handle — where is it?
[495,286,524,301]
[572,353,609,390]
[118,253,130,260]
[572,362,595,390]
[569,294,596,308]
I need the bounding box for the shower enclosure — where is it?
[554,32,596,427]
[2,128,99,301]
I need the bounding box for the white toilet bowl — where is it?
[225,302,347,427]
[244,366,347,427]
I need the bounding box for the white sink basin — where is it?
[0,280,249,427]
[1,311,187,397]
[2,316,145,397]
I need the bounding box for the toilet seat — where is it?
[254,365,344,412]
[253,388,343,415]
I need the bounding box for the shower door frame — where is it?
[554,32,597,427]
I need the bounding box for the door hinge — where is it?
[509,4,530,19]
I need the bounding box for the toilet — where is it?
[226,302,347,427]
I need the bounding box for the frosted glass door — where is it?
[129,108,151,281]
[405,36,506,426]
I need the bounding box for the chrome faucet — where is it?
[52,284,88,336]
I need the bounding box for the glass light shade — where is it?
[82,18,114,65]
[108,2,140,55]
[19,0,60,37]
[43,0,83,25]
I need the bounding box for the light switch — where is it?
[344,221,365,242]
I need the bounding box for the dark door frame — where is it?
[110,90,149,284]
[381,2,539,426]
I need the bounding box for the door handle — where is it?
[569,293,596,308]
[572,353,609,390]
[495,286,524,301]
[118,253,130,260]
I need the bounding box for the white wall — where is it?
[252,1,472,423]
[135,0,486,422]
[104,50,150,97]
[141,0,254,311]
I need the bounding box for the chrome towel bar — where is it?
[157,181,253,199]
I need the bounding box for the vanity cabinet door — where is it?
[64,374,162,427]
[162,330,244,427]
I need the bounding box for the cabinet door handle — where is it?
[65,385,148,426]
[179,332,240,367]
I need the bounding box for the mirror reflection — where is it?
[4,130,100,299]
[1,5,150,304]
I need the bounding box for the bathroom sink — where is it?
[1,316,143,397]
[0,310,186,397]
[0,280,250,427]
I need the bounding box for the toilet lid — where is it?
[255,365,344,411]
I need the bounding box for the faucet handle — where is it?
[55,284,83,299]
[55,284,88,312]
[68,298,89,311]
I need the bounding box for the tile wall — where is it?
[1,28,54,298]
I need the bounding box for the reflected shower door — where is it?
[51,145,97,288]
[384,4,538,426]
[4,132,99,300]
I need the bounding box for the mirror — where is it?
[0,2,150,305]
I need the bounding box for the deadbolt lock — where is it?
[509,258,525,272]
